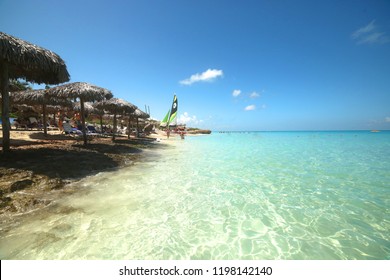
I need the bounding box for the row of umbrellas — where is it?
[9,85,149,142]
[0,32,149,153]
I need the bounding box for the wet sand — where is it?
[0,130,164,219]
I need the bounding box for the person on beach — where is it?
[58,118,63,132]
[57,111,65,132]
[73,112,82,130]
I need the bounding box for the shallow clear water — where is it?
[1,131,389,259]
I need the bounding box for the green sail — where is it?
[168,95,178,126]
[160,109,170,127]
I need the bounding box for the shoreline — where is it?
[0,129,170,221]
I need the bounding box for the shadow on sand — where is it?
[0,146,120,180]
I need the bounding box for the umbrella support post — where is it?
[0,60,10,153]
[112,112,117,142]
[127,118,131,139]
[80,99,88,145]
[42,103,48,136]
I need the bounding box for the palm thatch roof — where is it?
[10,89,72,107]
[11,103,65,115]
[0,32,70,84]
[12,104,38,114]
[73,101,97,114]
[94,98,137,114]
[133,108,150,119]
[9,89,45,104]
[36,104,64,114]
[46,82,112,101]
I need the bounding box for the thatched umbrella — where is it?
[42,104,70,114]
[72,101,102,131]
[73,101,96,114]
[127,108,150,138]
[12,104,38,114]
[0,32,70,153]
[89,104,106,134]
[94,98,136,140]
[134,108,150,119]
[11,104,38,121]
[10,89,72,135]
[46,82,112,145]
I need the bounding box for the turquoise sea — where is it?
[0,131,389,259]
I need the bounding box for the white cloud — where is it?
[250,91,260,98]
[178,112,202,125]
[385,117,390,123]
[351,20,376,39]
[351,20,389,45]
[232,89,241,97]
[180,69,223,85]
[244,105,256,111]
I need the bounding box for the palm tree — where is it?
[8,79,32,92]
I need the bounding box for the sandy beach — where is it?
[0,129,166,219]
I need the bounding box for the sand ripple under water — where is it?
[0,131,389,259]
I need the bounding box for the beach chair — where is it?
[46,124,58,130]
[27,117,39,130]
[12,119,28,130]
[63,122,82,136]
[86,125,100,137]
[46,121,58,130]
[29,117,38,124]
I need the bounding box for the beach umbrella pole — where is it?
[42,103,48,136]
[99,115,103,134]
[112,111,117,141]
[136,118,139,138]
[0,60,10,153]
[80,99,87,145]
[127,117,131,139]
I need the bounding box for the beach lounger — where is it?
[63,123,94,142]
[86,125,100,137]
[62,122,82,136]
[29,117,38,124]
[46,125,58,130]
[27,117,39,130]
[12,120,28,130]
[46,121,58,130]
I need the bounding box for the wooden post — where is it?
[42,103,48,136]
[127,116,131,139]
[99,114,103,135]
[80,98,87,145]
[112,110,117,141]
[0,60,10,154]
[136,118,139,138]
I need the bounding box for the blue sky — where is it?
[1,0,390,131]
